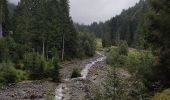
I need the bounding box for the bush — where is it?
[71,68,81,78]
[118,40,128,56]
[24,52,47,80]
[106,48,118,65]
[0,37,25,63]
[0,62,17,84]
[78,32,96,57]
[16,69,29,82]
[49,50,60,82]
[106,48,127,67]
[50,59,60,82]
[127,50,155,78]
[23,51,60,81]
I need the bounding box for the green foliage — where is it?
[102,32,112,48]
[0,0,77,84]
[78,32,96,57]
[96,38,103,49]
[95,65,146,100]
[118,40,128,56]
[50,49,60,82]
[76,22,109,38]
[23,51,60,81]
[16,69,29,82]
[105,46,155,99]
[107,49,127,67]
[0,0,9,36]
[71,68,81,78]
[147,0,170,88]
[106,48,118,65]
[102,69,128,100]
[0,37,24,63]
[152,89,170,100]
[12,0,79,61]
[127,50,155,88]
[106,41,128,67]
[23,52,47,80]
[0,62,17,84]
[105,0,150,46]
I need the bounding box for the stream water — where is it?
[54,52,105,100]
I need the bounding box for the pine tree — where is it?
[0,0,9,37]
[13,0,32,45]
[148,0,170,87]
[59,0,79,60]
[0,0,2,38]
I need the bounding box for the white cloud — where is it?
[8,0,140,25]
[70,0,140,25]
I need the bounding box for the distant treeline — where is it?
[77,0,150,48]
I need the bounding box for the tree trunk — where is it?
[0,23,3,38]
[61,34,65,61]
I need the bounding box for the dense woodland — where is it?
[0,0,96,84]
[0,0,170,99]
[78,0,150,48]
[77,0,170,99]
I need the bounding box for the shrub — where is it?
[71,68,81,78]
[118,40,128,56]
[152,89,170,100]
[106,48,118,65]
[16,69,29,82]
[49,51,60,82]
[78,32,96,57]
[127,50,155,78]
[50,59,60,82]
[106,48,127,67]
[0,62,17,84]
[24,52,47,80]
[23,50,60,81]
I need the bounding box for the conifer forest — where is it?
[0,0,170,100]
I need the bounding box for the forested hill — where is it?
[77,0,150,48]
[108,0,150,47]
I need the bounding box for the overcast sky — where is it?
[8,0,140,25]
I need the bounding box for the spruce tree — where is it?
[148,0,170,87]
[60,0,79,59]
[0,0,2,37]
[0,0,9,37]
[13,0,32,45]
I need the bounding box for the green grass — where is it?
[152,89,170,100]
[96,38,103,49]
[71,68,81,78]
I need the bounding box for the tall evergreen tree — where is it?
[60,0,79,59]
[12,0,79,60]
[13,0,33,45]
[0,0,9,37]
[148,0,170,88]
[0,0,2,38]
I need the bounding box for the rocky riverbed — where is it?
[0,51,107,100]
[0,81,57,100]
[55,51,106,100]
